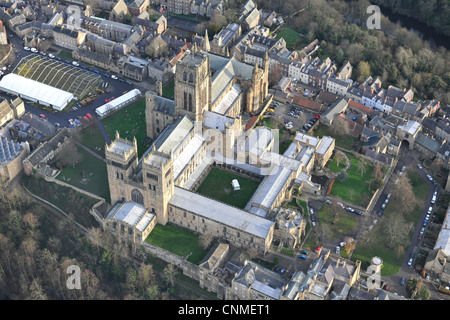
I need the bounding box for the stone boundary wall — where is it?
[141,242,201,281]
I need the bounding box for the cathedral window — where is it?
[131,189,144,205]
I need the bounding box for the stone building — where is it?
[0,137,30,184]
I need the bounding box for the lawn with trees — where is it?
[351,169,428,275]
[328,152,379,207]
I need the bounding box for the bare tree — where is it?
[162,264,178,288]
[334,151,345,169]
[199,234,214,250]
[58,138,83,168]
[329,116,349,137]
[357,157,368,177]
[383,213,410,248]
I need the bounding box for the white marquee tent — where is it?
[95,89,141,117]
[0,73,74,111]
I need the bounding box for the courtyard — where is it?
[195,167,261,209]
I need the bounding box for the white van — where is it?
[431,195,436,204]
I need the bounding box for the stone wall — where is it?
[141,242,201,281]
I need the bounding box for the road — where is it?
[1,32,153,130]
[374,143,442,297]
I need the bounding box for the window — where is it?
[131,189,144,204]
[183,72,187,81]
[189,73,194,83]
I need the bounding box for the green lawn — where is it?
[145,223,208,264]
[327,154,346,173]
[80,98,151,158]
[318,204,358,240]
[102,98,150,157]
[56,146,110,202]
[195,168,260,209]
[275,27,301,47]
[351,170,429,275]
[329,152,375,207]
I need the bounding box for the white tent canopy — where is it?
[95,89,141,117]
[0,73,74,111]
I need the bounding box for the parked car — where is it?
[336,246,340,254]
[24,46,30,51]
[427,174,433,181]
[300,250,308,255]
[280,268,286,275]
[408,253,415,266]
[428,206,433,214]
[39,113,46,119]
[314,247,321,253]
[72,61,79,66]
[417,163,423,169]
[298,254,307,260]
[378,209,384,216]
[111,75,118,80]
[346,207,355,213]
[48,53,55,58]
[400,277,406,285]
